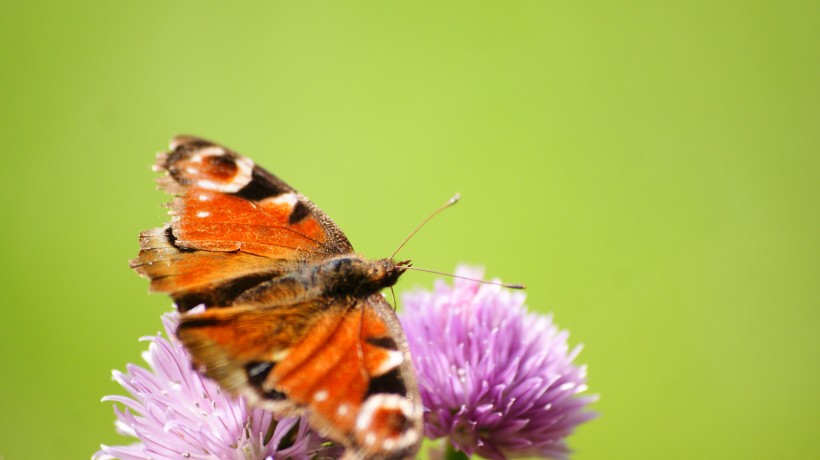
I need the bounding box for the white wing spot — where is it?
[198,194,209,201]
[196,211,210,218]
[261,193,298,208]
[337,404,349,416]
[373,350,404,376]
[271,349,289,361]
[313,390,328,402]
[190,147,223,162]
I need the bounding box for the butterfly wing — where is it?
[177,294,423,459]
[131,136,354,311]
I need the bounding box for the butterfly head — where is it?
[371,257,409,289]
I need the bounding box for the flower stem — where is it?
[445,443,469,460]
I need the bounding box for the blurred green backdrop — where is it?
[1,1,817,459]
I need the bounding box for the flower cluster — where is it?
[97,266,595,459]
[93,313,333,460]
[399,267,597,459]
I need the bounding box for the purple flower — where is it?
[399,266,597,460]
[94,312,334,460]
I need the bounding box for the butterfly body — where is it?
[131,137,422,459]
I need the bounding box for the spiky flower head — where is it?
[399,266,597,460]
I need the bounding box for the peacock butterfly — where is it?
[131,136,422,459]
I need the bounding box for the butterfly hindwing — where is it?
[177,295,422,459]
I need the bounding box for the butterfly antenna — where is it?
[390,193,460,259]
[402,266,526,289]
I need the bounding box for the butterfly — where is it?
[130,136,423,459]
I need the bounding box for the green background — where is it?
[1,2,817,459]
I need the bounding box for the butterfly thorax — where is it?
[316,256,406,298]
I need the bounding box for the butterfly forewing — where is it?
[132,137,422,459]
[131,136,353,311]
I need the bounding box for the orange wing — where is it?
[131,136,353,311]
[177,294,423,459]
